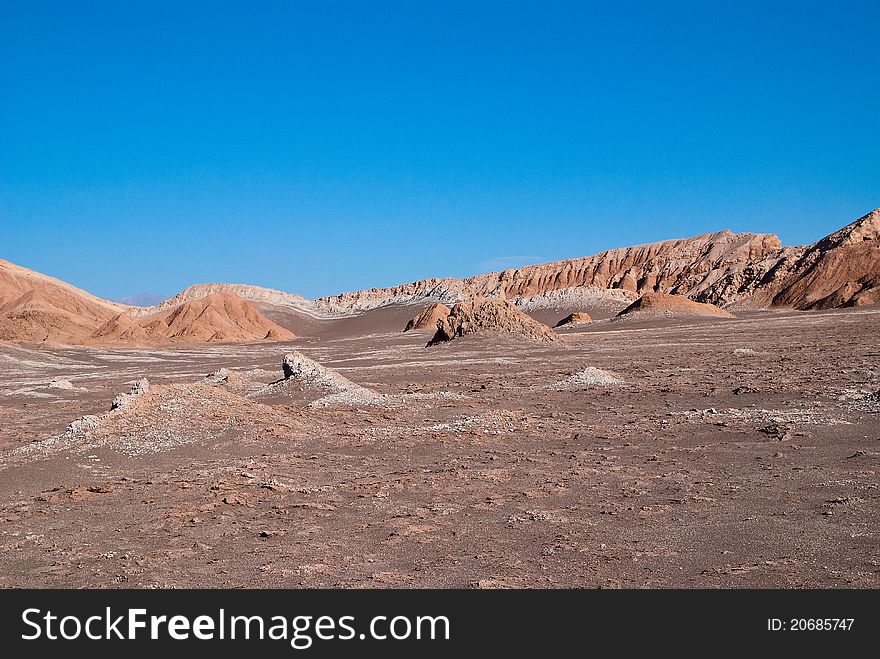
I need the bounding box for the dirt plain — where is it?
[1,303,878,588]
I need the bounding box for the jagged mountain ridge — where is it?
[311,208,879,312]
[741,208,880,310]
[2,208,878,346]
[137,228,784,317]
[317,229,783,312]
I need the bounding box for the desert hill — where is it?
[318,229,781,312]
[91,313,151,342]
[316,208,880,313]
[0,260,295,346]
[0,259,125,343]
[616,292,736,319]
[141,291,296,342]
[131,283,338,319]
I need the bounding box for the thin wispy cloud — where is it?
[476,256,546,273]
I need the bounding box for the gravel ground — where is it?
[0,306,878,588]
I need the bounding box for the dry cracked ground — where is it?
[1,306,878,588]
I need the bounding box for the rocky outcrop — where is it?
[204,368,230,384]
[277,351,380,407]
[741,209,880,310]
[554,312,592,327]
[110,378,150,411]
[282,352,354,388]
[427,298,561,346]
[404,303,451,331]
[616,292,736,319]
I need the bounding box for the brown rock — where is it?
[554,312,592,327]
[427,297,561,346]
[747,208,880,310]
[616,292,735,319]
[404,303,451,331]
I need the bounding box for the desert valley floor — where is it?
[1,305,878,588]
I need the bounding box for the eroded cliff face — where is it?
[102,209,880,318]
[744,209,880,310]
[317,230,784,311]
[316,209,880,312]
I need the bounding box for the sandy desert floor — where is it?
[1,306,878,588]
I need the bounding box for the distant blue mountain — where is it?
[117,293,168,307]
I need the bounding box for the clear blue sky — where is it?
[1,1,878,300]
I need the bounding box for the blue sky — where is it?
[1,1,878,300]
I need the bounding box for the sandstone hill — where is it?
[130,283,340,319]
[91,313,151,342]
[0,259,125,343]
[0,260,295,346]
[141,291,296,342]
[404,303,451,331]
[616,292,736,319]
[427,298,561,346]
[555,312,592,327]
